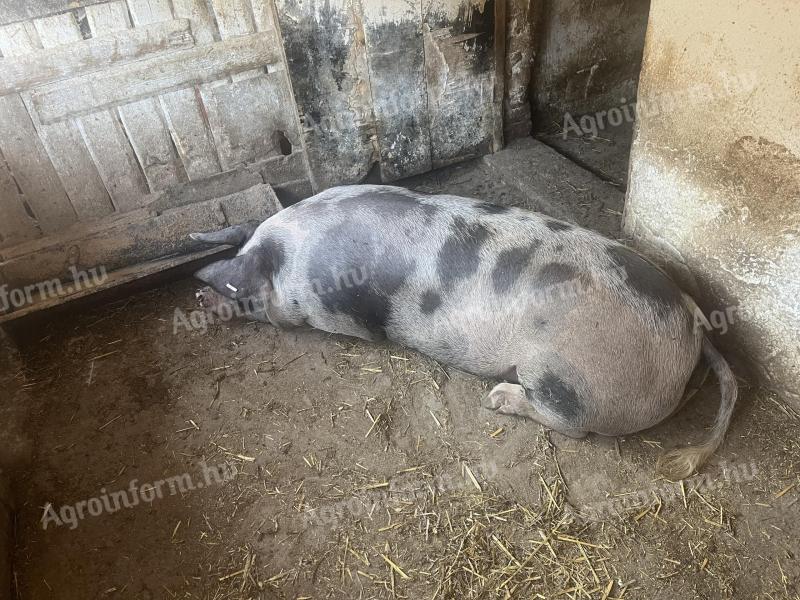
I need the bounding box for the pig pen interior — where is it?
[2,0,800,598]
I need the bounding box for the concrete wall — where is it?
[624,0,800,404]
[529,0,651,125]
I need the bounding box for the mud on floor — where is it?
[7,275,800,600]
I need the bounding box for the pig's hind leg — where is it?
[482,382,588,439]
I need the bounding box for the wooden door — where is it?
[0,0,504,311]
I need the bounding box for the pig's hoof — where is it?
[482,382,528,414]
[196,287,212,309]
[196,287,228,312]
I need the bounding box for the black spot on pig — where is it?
[420,290,442,314]
[420,203,440,222]
[537,263,577,287]
[491,241,542,293]
[261,238,286,277]
[342,189,427,219]
[437,217,492,291]
[194,238,284,302]
[606,245,682,317]
[535,370,583,424]
[476,201,509,214]
[309,220,414,333]
[500,365,519,384]
[546,220,573,232]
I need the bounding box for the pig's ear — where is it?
[190,221,260,247]
[194,252,270,300]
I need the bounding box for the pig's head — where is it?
[193,251,274,323]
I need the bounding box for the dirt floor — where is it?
[534,119,636,189]
[6,158,800,599]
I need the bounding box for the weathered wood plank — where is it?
[0,247,221,322]
[0,19,195,96]
[172,0,217,44]
[423,0,497,168]
[127,0,173,26]
[84,1,132,35]
[0,22,42,57]
[118,0,188,193]
[160,87,222,181]
[202,71,300,171]
[20,14,113,221]
[0,94,76,232]
[0,1,103,26]
[118,97,187,191]
[250,0,276,32]
[126,0,218,190]
[0,153,41,248]
[361,0,431,181]
[274,0,374,189]
[210,0,264,82]
[0,183,281,291]
[26,13,103,233]
[26,104,115,220]
[211,0,255,38]
[77,109,150,212]
[31,32,282,124]
[33,12,82,48]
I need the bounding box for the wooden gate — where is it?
[0,0,504,318]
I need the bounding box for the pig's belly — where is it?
[385,289,540,381]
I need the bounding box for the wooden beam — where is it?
[0,1,104,26]
[0,19,195,96]
[0,183,280,291]
[30,32,281,124]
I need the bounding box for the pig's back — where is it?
[252,186,694,385]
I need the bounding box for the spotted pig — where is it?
[191,185,737,479]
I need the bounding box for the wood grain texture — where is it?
[32,12,82,47]
[118,97,188,192]
[116,0,187,193]
[202,71,299,171]
[250,0,276,32]
[211,0,255,38]
[362,0,431,181]
[160,87,222,181]
[0,19,195,95]
[275,0,375,189]
[31,32,281,124]
[0,153,41,248]
[0,1,103,26]
[0,183,281,291]
[0,21,42,57]
[18,12,114,221]
[77,109,150,213]
[171,0,218,44]
[127,0,173,27]
[84,1,132,35]
[0,94,76,232]
[423,0,497,168]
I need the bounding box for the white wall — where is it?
[624,0,800,404]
